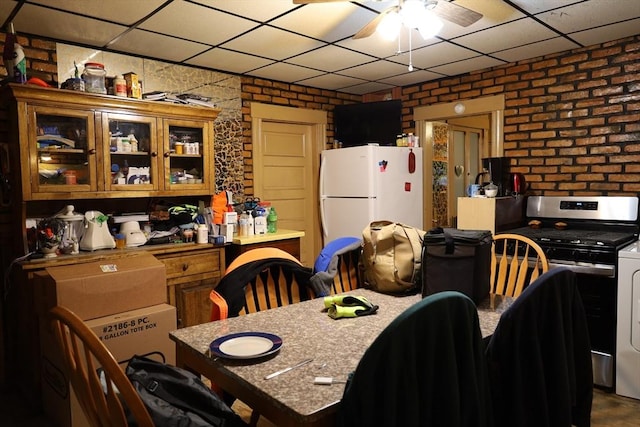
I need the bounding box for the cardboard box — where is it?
[41,252,166,320]
[41,303,177,427]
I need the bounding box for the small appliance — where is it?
[120,221,147,247]
[79,210,116,251]
[55,205,84,254]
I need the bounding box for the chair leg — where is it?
[249,409,260,426]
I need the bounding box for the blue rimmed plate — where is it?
[209,332,283,360]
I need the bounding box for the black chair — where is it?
[485,267,593,427]
[337,291,493,427]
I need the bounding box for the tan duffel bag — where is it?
[361,220,426,294]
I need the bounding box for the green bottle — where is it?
[267,207,278,233]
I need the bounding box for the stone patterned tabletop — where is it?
[170,289,513,426]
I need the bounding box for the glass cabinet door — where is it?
[102,112,158,192]
[163,119,212,191]
[28,106,97,194]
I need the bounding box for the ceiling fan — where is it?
[293,0,483,39]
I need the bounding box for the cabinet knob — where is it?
[151,151,158,157]
[163,152,169,158]
[182,263,189,271]
[88,148,96,155]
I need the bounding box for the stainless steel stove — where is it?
[502,196,640,389]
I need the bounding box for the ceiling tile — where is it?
[108,29,209,62]
[492,36,580,63]
[339,81,396,95]
[391,41,480,70]
[270,2,378,42]
[187,48,274,74]
[509,0,585,14]
[538,1,640,33]
[138,0,258,46]
[338,60,415,81]
[569,18,640,47]
[287,45,375,72]
[190,0,297,22]
[220,26,325,60]
[429,55,506,76]
[378,70,446,87]
[455,19,559,54]
[249,62,324,83]
[13,3,126,46]
[296,73,368,91]
[24,0,166,25]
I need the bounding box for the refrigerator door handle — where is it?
[319,196,328,241]
[319,158,327,240]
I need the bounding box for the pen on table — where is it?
[264,358,313,380]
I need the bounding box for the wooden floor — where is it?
[1,386,638,426]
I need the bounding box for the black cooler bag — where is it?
[421,227,492,303]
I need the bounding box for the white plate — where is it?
[209,332,282,359]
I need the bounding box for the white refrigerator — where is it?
[320,145,423,244]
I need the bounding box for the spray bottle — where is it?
[3,22,27,83]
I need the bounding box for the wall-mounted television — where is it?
[334,100,402,147]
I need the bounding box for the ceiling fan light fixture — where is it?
[400,0,425,29]
[418,11,443,40]
[377,10,402,41]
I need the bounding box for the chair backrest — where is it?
[337,291,493,427]
[490,233,549,297]
[210,247,314,321]
[48,305,154,427]
[331,246,362,294]
[311,236,363,295]
[485,267,593,427]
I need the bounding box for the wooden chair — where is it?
[490,233,549,297]
[331,245,362,294]
[209,247,314,426]
[48,305,154,427]
[337,291,493,427]
[210,247,315,320]
[485,268,593,427]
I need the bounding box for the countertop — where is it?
[232,229,304,245]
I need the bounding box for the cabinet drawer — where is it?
[159,250,221,279]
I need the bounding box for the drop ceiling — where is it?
[3,0,640,95]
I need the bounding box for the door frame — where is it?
[251,102,327,264]
[414,95,505,230]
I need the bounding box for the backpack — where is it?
[125,355,248,427]
[361,220,426,294]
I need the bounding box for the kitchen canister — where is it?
[82,62,107,94]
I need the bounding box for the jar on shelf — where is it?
[82,62,107,94]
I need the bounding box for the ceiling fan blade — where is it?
[353,6,398,40]
[432,1,482,27]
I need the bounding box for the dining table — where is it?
[169,289,513,427]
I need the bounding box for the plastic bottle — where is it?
[197,224,208,244]
[114,75,127,97]
[238,211,250,237]
[128,132,138,152]
[267,207,278,233]
[247,212,255,236]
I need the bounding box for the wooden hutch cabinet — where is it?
[0,84,224,405]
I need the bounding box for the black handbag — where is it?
[421,227,492,303]
[125,355,248,427]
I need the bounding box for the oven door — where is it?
[549,262,616,388]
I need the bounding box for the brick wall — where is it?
[402,35,640,196]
